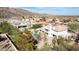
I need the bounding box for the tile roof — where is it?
[0,34,17,51]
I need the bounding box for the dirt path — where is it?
[37,39,45,49]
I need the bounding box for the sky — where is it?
[20,7,79,16]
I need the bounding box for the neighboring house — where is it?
[39,23,72,39]
[48,24,71,39]
[8,19,32,31]
[0,34,17,51]
[33,18,42,22]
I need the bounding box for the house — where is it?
[39,19,72,39]
[47,24,71,39]
[8,19,32,31]
[0,34,17,51]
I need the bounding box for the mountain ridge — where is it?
[0,7,79,18]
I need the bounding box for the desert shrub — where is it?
[63,19,71,23]
[70,44,79,51]
[52,37,68,51]
[52,37,79,51]
[68,22,79,32]
[41,17,46,21]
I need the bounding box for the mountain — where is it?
[0,7,79,19]
[0,7,49,18]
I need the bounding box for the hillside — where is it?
[0,7,79,19]
[0,7,45,18]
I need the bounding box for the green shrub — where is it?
[68,22,79,32]
[31,24,42,29]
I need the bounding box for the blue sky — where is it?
[20,7,79,16]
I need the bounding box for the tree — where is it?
[40,17,46,21]
[0,21,12,34]
[22,16,25,19]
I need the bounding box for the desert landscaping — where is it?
[0,7,79,51]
